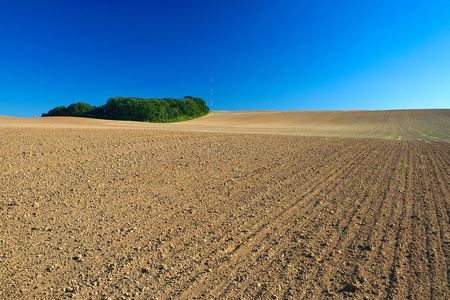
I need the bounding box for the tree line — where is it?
[42,96,210,122]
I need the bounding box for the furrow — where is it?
[418,143,450,299]
[190,143,377,298]
[161,140,363,297]
[292,140,403,298]
[176,142,372,298]
[229,155,383,299]
[381,142,417,298]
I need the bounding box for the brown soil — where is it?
[1,109,449,142]
[1,111,449,299]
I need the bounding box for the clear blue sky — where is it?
[1,0,449,117]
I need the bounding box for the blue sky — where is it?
[1,0,449,117]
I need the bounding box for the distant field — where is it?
[185,109,450,142]
[1,110,449,299]
[1,109,449,142]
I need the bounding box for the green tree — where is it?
[42,105,68,117]
[67,102,93,117]
[42,96,209,122]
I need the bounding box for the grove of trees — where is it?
[42,96,210,123]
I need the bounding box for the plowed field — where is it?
[1,110,449,299]
[1,109,449,142]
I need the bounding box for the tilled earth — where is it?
[1,127,449,299]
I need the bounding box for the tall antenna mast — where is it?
[210,76,213,109]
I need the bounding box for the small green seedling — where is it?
[211,174,220,179]
[233,167,244,173]
[327,270,335,284]
[393,205,401,211]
